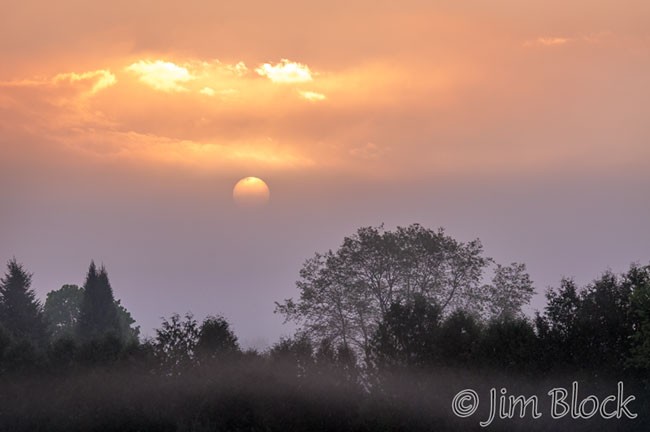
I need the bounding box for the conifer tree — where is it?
[0,259,47,347]
[76,262,121,342]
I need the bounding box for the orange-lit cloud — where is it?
[298,90,326,101]
[199,87,216,96]
[525,37,571,47]
[53,70,117,94]
[126,60,193,92]
[255,59,313,83]
[3,40,648,180]
[62,129,314,170]
[0,69,117,96]
[523,33,612,48]
[223,61,249,77]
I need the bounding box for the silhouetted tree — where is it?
[479,317,539,372]
[77,333,123,365]
[578,271,634,371]
[0,322,12,365]
[537,272,636,372]
[44,284,83,341]
[371,294,442,368]
[486,263,535,319]
[269,334,315,377]
[0,259,47,348]
[46,283,138,344]
[276,224,533,364]
[312,339,360,387]
[47,336,77,370]
[154,313,199,372]
[535,278,582,368]
[437,310,482,367]
[628,264,650,371]
[196,315,239,360]
[115,299,140,344]
[2,338,39,372]
[76,262,121,342]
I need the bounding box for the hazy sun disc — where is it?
[233,177,271,207]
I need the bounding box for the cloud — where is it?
[526,37,571,47]
[59,129,314,171]
[298,90,326,101]
[255,59,313,83]
[52,70,117,94]
[123,59,250,95]
[523,33,611,48]
[5,33,645,182]
[198,86,238,98]
[199,86,216,96]
[0,68,118,135]
[125,60,193,92]
[225,61,248,77]
[0,69,117,96]
[192,60,249,78]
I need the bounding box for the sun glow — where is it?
[232,177,271,207]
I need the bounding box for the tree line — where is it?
[0,258,244,374]
[274,223,650,377]
[1,224,648,379]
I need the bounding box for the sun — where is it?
[232,177,271,207]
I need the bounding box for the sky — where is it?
[1,0,649,348]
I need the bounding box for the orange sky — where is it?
[2,0,648,180]
[1,0,649,346]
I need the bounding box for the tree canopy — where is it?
[196,315,239,359]
[45,283,139,344]
[275,224,534,361]
[44,284,83,341]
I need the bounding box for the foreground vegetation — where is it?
[0,356,647,432]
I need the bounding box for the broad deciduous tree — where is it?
[487,263,535,320]
[44,284,83,341]
[276,224,532,362]
[196,315,239,359]
[154,313,199,372]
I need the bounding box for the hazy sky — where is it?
[1,0,649,348]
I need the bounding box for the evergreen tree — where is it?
[76,262,121,342]
[0,259,47,347]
